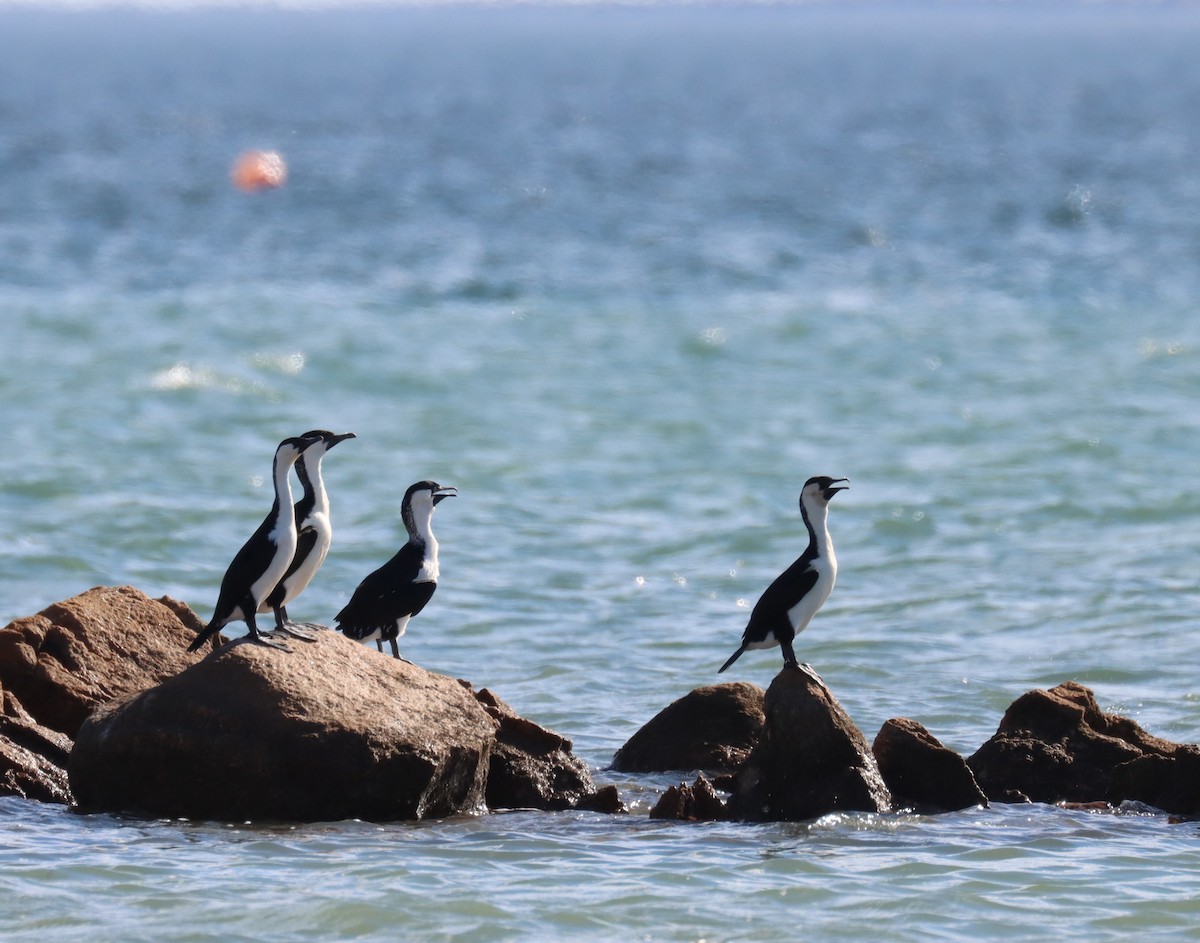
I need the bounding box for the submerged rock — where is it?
[649,775,727,822]
[726,669,892,822]
[611,682,764,773]
[873,717,987,812]
[967,681,1186,808]
[70,630,496,821]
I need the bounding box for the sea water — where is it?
[2,4,1200,940]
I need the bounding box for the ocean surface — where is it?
[3,3,1200,940]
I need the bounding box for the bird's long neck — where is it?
[297,454,328,518]
[271,449,296,522]
[800,497,833,558]
[402,501,436,550]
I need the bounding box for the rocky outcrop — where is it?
[726,669,892,822]
[70,630,498,821]
[611,682,764,773]
[967,681,1187,808]
[2,586,614,820]
[475,687,623,813]
[10,587,1200,823]
[873,717,987,812]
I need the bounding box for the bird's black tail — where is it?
[186,620,222,653]
[718,645,746,674]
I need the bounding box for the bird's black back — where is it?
[335,542,436,637]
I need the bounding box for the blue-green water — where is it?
[3,4,1200,940]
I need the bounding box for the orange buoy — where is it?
[231,150,287,191]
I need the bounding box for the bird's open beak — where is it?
[825,478,849,499]
[433,486,458,506]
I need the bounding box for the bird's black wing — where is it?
[335,543,434,638]
[740,553,819,645]
[292,492,316,532]
[210,509,281,625]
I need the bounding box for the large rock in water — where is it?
[0,585,209,803]
[2,586,612,819]
[70,631,497,821]
[611,682,764,773]
[967,681,1189,808]
[726,669,892,822]
[873,717,987,812]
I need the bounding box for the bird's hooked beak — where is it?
[432,486,458,506]
[327,432,357,449]
[824,478,849,500]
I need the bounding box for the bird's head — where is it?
[403,480,458,511]
[800,476,849,507]
[277,432,325,464]
[296,429,357,461]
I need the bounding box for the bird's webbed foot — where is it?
[784,661,824,684]
[277,622,321,641]
[251,631,293,652]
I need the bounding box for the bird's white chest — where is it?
[417,537,440,583]
[254,518,298,602]
[787,550,836,632]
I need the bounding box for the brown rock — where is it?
[69,631,496,822]
[0,585,209,737]
[873,717,987,812]
[0,695,73,803]
[1110,748,1200,817]
[727,669,891,822]
[474,688,624,813]
[611,682,764,773]
[649,774,727,821]
[968,681,1182,805]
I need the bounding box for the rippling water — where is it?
[3,3,1200,940]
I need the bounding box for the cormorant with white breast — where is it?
[187,433,323,653]
[718,476,849,676]
[259,429,356,639]
[335,480,456,660]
